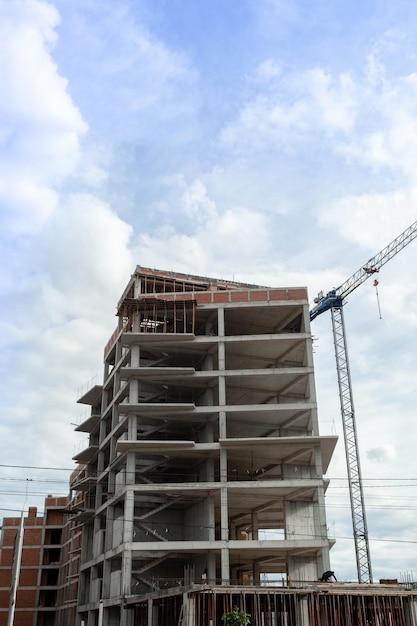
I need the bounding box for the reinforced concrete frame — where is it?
[72,267,337,626]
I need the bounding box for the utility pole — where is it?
[7,479,32,626]
[7,513,25,626]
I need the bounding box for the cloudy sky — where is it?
[1,0,417,583]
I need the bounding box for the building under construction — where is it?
[0,496,81,626]
[71,266,417,626]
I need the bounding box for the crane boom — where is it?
[310,219,417,583]
[310,219,417,321]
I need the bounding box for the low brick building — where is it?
[0,495,81,626]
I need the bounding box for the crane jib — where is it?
[311,220,417,321]
[308,218,417,583]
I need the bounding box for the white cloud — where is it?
[220,42,417,196]
[255,58,282,81]
[53,1,199,142]
[366,445,397,463]
[340,73,417,176]
[0,1,134,494]
[0,0,87,237]
[182,179,217,223]
[42,193,133,315]
[318,190,417,250]
[134,178,271,277]
[221,66,356,151]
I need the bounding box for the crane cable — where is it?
[373,279,382,319]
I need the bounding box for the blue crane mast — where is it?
[310,220,417,583]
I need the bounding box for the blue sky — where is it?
[1,0,417,582]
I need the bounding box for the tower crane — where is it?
[310,220,417,583]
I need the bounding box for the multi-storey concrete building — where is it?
[2,267,417,626]
[72,266,338,626]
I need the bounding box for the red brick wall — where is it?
[0,591,8,609]
[130,286,308,305]
[193,287,308,305]
[0,572,10,588]
[0,610,36,626]
[0,496,75,626]
[18,569,38,586]
[15,589,37,608]
[22,528,42,546]
[0,548,14,567]
[45,510,64,525]
[20,548,41,567]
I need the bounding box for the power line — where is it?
[0,464,74,471]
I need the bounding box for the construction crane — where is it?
[310,220,417,583]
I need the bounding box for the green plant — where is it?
[221,606,251,626]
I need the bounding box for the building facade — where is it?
[72,267,337,626]
[0,496,80,626]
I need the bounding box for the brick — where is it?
[213,292,229,303]
[157,293,174,300]
[16,589,37,608]
[288,288,307,300]
[12,613,35,626]
[175,293,194,301]
[21,549,40,567]
[45,511,64,525]
[249,290,268,302]
[23,529,42,546]
[0,548,14,567]
[230,291,249,302]
[1,528,17,544]
[194,292,212,304]
[269,289,287,300]
[3,518,19,527]
[18,569,38,586]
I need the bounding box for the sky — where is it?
[1,0,417,583]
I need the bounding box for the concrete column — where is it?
[221,546,230,584]
[298,596,310,626]
[304,302,320,436]
[313,446,331,573]
[130,344,140,368]
[220,477,229,583]
[251,511,259,539]
[102,559,111,598]
[220,480,228,539]
[133,275,141,298]
[230,520,237,540]
[207,496,216,540]
[122,489,134,596]
[207,552,216,584]
[253,561,261,585]
[147,599,153,626]
[184,592,196,626]
[218,304,229,584]
[129,345,140,405]
[217,306,225,338]
[125,451,136,486]
[111,352,122,430]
